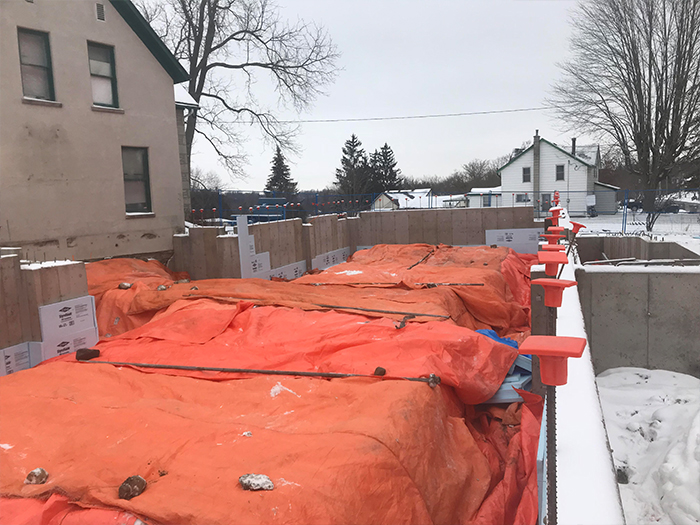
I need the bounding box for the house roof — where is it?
[174,84,198,109]
[497,138,596,172]
[109,0,189,84]
[468,186,501,194]
[375,189,434,208]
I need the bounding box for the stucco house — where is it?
[497,131,616,216]
[0,0,190,261]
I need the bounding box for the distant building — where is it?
[371,189,435,210]
[0,0,189,260]
[466,186,502,208]
[497,131,610,216]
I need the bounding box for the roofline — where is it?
[110,0,189,84]
[497,145,533,172]
[497,139,596,172]
[540,138,595,167]
[594,181,620,190]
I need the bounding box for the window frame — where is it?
[122,147,152,214]
[87,41,118,108]
[515,193,530,203]
[17,28,55,101]
[522,167,531,183]
[556,164,565,181]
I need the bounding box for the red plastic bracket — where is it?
[540,244,566,252]
[540,233,564,245]
[549,208,562,219]
[531,278,577,307]
[547,226,566,235]
[537,251,568,276]
[570,221,586,234]
[519,335,586,386]
[547,216,560,227]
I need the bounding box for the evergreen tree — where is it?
[334,134,372,195]
[265,146,297,196]
[369,143,402,191]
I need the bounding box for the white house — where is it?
[466,186,502,208]
[498,131,602,217]
[371,189,435,210]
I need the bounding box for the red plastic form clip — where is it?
[531,278,577,307]
[520,335,586,386]
[569,221,586,235]
[540,244,566,252]
[537,251,568,276]
[540,233,564,245]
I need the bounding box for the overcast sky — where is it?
[191,0,583,191]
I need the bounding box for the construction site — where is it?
[1,202,699,525]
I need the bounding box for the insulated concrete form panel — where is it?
[380,211,397,245]
[465,210,484,245]
[217,236,241,278]
[437,210,453,245]
[648,274,700,376]
[482,209,498,237]
[589,272,649,371]
[422,210,439,245]
[407,212,424,244]
[451,210,468,246]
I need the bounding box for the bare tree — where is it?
[549,0,700,230]
[138,0,339,178]
[190,166,223,190]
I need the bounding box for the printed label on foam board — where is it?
[311,247,351,271]
[485,228,541,255]
[38,295,96,341]
[39,326,99,361]
[1,343,31,377]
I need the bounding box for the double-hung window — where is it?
[88,42,118,107]
[18,29,55,100]
[522,167,531,183]
[556,164,565,181]
[122,147,152,213]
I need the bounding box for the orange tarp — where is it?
[0,362,541,525]
[87,245,536,340]
[0,244,543,524]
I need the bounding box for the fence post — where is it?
[622,189,629,234]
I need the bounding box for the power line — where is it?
[274,106,549,124]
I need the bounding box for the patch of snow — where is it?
[241,431,252,437]
[21,260,78,270]
[0,444,14,451]
[270,382,300,398]
[335,270,363,276]
[555,259,626,525]
[597,368,700,525]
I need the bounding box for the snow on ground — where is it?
[597,368,700,525]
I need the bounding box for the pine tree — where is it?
[265,146,298,196]
[369,143,402,191]
[334,134,372,195]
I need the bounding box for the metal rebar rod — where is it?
[407,250,435,269]
[80,360,441,386]
[546,384,558,525]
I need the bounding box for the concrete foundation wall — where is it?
[577,236,699,262]
[576,266,700,377]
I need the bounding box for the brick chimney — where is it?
[533,130,541,209]
[571,137,577,156]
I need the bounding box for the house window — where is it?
[556,164,565,181]
[482,194,491,207]
[122,147,151,213]
[522,167,531,183]
[88,42,118,107]
[516,193,530,203]
[17,29,55,100]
